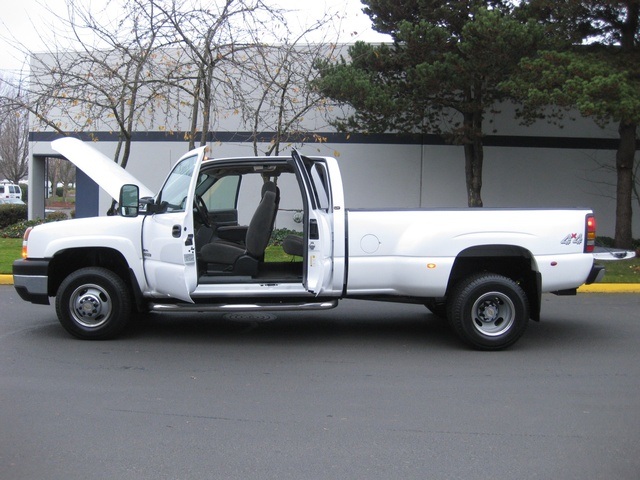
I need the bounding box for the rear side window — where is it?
[309,163,331,212]
[201,175,241,211]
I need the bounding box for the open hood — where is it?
[51,137,155,200]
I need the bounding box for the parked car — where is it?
[0,182,23,200]
[0,198,25,205]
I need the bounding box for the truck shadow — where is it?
[124,312,612,352]
[124,309,461,350]
[26,303,613,351]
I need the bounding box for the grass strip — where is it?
[0,238,22,274]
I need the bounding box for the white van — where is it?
[0,182,22,200]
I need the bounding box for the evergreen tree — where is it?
[505,0,639,248]
[315,0,548,207]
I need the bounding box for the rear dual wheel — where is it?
[447,273,529,350]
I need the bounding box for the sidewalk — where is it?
[2,274,638,291]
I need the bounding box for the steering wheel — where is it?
[194,195,211,228]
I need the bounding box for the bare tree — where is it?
[7,0,289,154]
[0,0,187,217]
[0,77,29,183]
[50,157,76,202]
[228,12,340,157]
[150,0,285,150]
[1,0,351,171]
[14,0,177,169]
[583,154,640,214]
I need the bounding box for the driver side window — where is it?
[157,155,197,213]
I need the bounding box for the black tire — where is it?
[55,267,132,340]
[447,273,529,350]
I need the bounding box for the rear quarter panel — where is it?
[345,208,593,297]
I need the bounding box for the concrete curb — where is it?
[1,273,638,292]
[578,283,640,293]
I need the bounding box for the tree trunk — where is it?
[614,119,635,249]
[613,3,638,249]
[48,159,58,201]
[200,80,211,147]
[188,73,202,151]
[463,111,484,207]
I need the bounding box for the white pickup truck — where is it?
[13,137,605,349]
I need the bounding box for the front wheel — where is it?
[448,273,529,350]
[55,267,132,340]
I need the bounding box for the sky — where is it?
[0,0,390,75]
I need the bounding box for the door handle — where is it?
[309,219,319,240]
[172,225,182,238]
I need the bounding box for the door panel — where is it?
[143,212,197,302]
[209,209,238,227]
[142,148,207,302]
[290,151,333,295]
[306,211,332,293]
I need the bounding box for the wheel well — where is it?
[447,245,541,321]
[48,248,132,297]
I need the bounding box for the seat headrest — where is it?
[261,180,280,204]
[261,181,277,197]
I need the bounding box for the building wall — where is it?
[26,44,636,237]
[29,129,634,238]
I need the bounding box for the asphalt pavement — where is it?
[1,286,639,480]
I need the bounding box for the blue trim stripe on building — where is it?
[29,130,627,150]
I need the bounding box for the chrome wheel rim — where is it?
[69,283,112,328]
[471,291,515,337]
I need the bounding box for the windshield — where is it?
[157,155,197,212]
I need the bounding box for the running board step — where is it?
[149,299,339,313]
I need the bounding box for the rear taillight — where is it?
[22,227,32,259]
[585,214,596,253]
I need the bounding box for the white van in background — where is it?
[0,182,22,200]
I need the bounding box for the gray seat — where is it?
[283,234,304,257]
[200,183,278,275]
[215,181,279,244]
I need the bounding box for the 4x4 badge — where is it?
[561,233,583,246]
